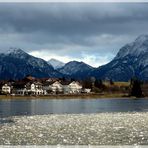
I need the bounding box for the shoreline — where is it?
[0,93,145,100]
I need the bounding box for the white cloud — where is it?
[29,50,113,67]
[0,3,146,67]
[81,53,113,67]
[29,50,78,63]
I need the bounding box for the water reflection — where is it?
[0,100,32,117]
[0,98,148,117]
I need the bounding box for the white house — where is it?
[30,82,44,95]
[68,81,82,94]
[24,82,44,95]
[50,81,63,93]
[2,84,12,94]
[49,81,82,94]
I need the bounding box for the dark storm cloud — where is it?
[0,3,148,66]
[0,4,147,33]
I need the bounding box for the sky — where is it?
[0,3,148,67]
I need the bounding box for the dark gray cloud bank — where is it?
[0,3,148,67]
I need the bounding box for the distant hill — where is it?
[58,61,94,79]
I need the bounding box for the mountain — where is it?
[90,35,148,81]
[1,35,148,81]
[0,48,62,80]
[48,58,65,69]
[58,61,94,79]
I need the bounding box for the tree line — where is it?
[82,77,143,98]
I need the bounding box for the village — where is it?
[1,75,148,98]
[0,75,91,96]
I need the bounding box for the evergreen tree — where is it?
[130,78,142,98]
[82,78,92,89]
[71,78,75,82]
[62,77,66,81]
[110,79,114,85]
[94,79,103,88]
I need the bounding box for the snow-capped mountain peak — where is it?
[0,48,62,79]
[4,47,31,60]
[91,34,148,81]
[115,34,148,60]
[135,34,148,43]
[48,58,65,69]
[6,47,26,55]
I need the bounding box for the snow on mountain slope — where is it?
[0,48,62,80]
[48,58,65,69]
[115,35,148,60]
[90,35,148,81]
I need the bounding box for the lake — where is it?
[1,98,148,145]
[1,98,148,117]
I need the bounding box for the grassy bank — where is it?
[0,93,134,100]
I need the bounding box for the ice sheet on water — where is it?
[0,112,148,145]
